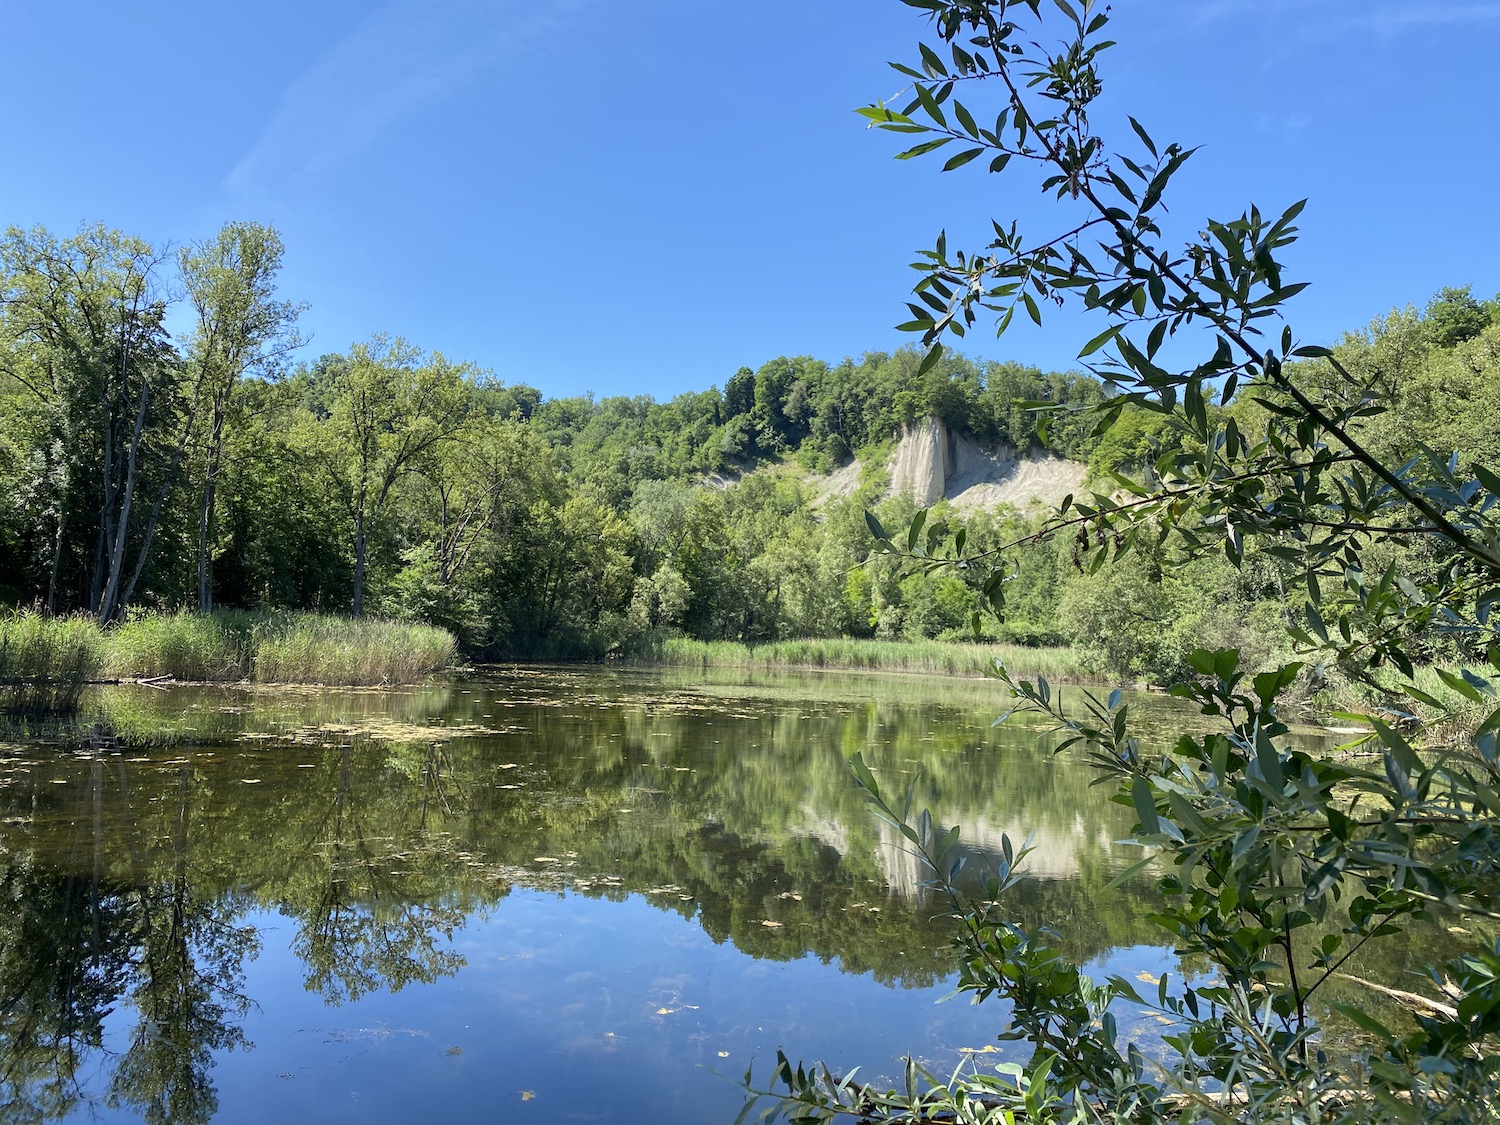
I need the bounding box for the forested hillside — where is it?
[2,222,1495,679]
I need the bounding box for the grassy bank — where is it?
[1,609,457,712]
[631,635,1092,682]
[0,613,108,715]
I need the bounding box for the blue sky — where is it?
[5,1,1498,400]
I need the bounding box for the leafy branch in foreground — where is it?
[746,1,1500,1122]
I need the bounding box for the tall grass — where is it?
[105,609,455,684]
[633,635,1091,682]
[108,610,255,680]
[250,613,456,686]
[1311,660,1494,737]
[0,612,107,715]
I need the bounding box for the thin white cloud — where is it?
[224,0,591,200]
[1255,111,1312,135]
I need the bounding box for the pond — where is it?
[0,665,1426,1124]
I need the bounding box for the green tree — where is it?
[0,224,184,622]
[178,221,304,612]
[310,336,473,616]
[1425,285,1497,349]
[211,375,351,610]
[758,3,1500,1123]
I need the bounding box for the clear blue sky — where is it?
[5,1,1497,400]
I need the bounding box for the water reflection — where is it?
[0,666,1340,1123]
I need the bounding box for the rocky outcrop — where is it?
[887,416,1086,512]
[888,415,950,505]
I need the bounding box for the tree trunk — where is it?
[97,379,152,624]
[46,500,65,615]
[352,506,367,618]
[196,402,228,613]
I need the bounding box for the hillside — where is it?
[886,416,1086,511]
[809,415,1086,512]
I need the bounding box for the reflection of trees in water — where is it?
[107,761,256,1125]
[0,673,1240,1119]
[0,758,255,1125]
[0,865,133,1122]
[0,733,496,1122]
[279,744,467,1005]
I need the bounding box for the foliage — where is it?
[750,1,1500,1123]
[178,221,305,613]
[0,225,182,623]
[0,216,1493,672]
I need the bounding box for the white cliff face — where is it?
[793,808,1103,900]
[888,415,950,506]
[887,416,1086,512]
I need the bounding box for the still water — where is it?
[0,666,1342,1123]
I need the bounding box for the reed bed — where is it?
[108,609,255,680]
[0,612,107,715]
[2,609,456,706]
[250,613,456,686]
[635,635,1091,682]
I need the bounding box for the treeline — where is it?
[2,221,1496,677]
[528,348,1103,502]
[0,221,1101,659]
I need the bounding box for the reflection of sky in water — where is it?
[75,894,1186,1125]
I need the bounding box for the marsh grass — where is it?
[1311,661,1494,740]
[0,612,107,715]
[108,610,255,680]
[634,635,1092,682]
[251,614,456,686]
[3,609,455,706]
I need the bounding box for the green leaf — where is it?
[917,41,950,77]
[942,147,986,172]
[1305,856,1345,901]
[906,509,928,551]
[912,83,948,129]
[1252,663,1304,708]
[849,753,881,802]
[1473,461,1500,498]
[1127,116,1158,159]
[1105,854,1154,889]
[1331,1003,1395,1042]
[1078,324,1121,357]
[1131,775,1160,834]
[916,343,944,376]
[895,137,953,160]
[856,104,915,125]
[1254,734,1285,793]
[1435,667,1487,703]
[953,100,978,137]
